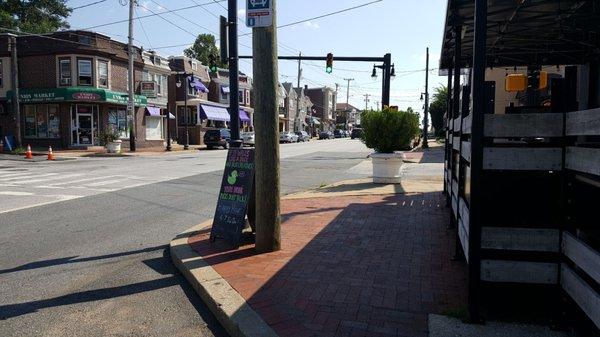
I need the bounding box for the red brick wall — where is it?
[19,55,57,89]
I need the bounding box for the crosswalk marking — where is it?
[85,179,128,187]
[0,173,58,182]
[10,173,85,185]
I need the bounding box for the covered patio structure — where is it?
[440,0,600,331]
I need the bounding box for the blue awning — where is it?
[239,110,251,122]
[200,104,230,121]
[145,106,161,116]
[188,76,209,93]
[221,86,230,94]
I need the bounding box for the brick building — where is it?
[305,86,336,132]
[208,68,253,132]
[0,30,162,149]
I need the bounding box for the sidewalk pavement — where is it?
[171,145,469,337]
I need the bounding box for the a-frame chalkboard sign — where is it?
[209,148,255,248]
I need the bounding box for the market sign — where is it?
[140,81,157,98]
[246,0,272,28]
[210,148,255,248]
[13,88,147,106]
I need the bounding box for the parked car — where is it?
[351,128,363,139]
[319,131,332,140]
[279,131,298,143]
[333,129,343,138]
[204,129,230,149]
[241,132,255,146]
[295,131,310,142]
[343,130,350,137]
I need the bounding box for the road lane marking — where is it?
[0,173,58,182]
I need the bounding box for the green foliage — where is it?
[429,85,448,138]
[98,128,120,146]
[10,146,26,155]
[360,108,420,153]
[184,34,226,68]
[0,0,71,34]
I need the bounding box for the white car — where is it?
[279,131,298,143]
[241,132,255,146]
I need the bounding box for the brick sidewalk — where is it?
[189,193,467,337]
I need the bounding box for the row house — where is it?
[0,30,163,149]
[305,86,337,132]
[335,103,360,129]
[141,50,171,144]
[280,83,314,133]
[208,68,253,132]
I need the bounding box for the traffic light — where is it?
[208,54,218,73]
[326,53,333,73]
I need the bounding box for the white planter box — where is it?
[370,152,405,184]
[106,140,122,153]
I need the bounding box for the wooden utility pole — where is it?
[364,94,370,111]
[253,0,281,253]
[422,47,430,148]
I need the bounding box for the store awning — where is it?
[145,106,161,116]
[199,104,230,121]
[8,87,148,106]
[221,86,230,94]
[188,76,209,93]
[239,110,251,122]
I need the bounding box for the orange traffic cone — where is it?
[47,146,54,161]
[25,145,33,159]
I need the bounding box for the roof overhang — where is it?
[440,0,600,70]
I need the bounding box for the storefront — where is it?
[12,87,147,148]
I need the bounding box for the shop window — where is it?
[77,59,93,86]
[59,58,71,86]
[145,116,163,140]
[108,107,128,139]
[238,90,245,104]
[24,105,60,139]
[98,60,108,87]
[177,106,197,126]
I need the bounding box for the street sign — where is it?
[210,148,255,248]
[246,0,273,28]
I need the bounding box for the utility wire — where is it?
[137,2,198,37]
[149,0,217,35]
[135,7,153,50]
[72,0,109,10]
[81,0,225,30]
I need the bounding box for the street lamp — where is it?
[176,74,190,150]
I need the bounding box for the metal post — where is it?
[127,0,136,152]
[228,0,241,147]
[423,47,430,148]
[166,108,171,150]
[184,75,189,150]
[382,53,391,108]
[468,0,487,324]
[9,35,21,147]
[295,52,302,132]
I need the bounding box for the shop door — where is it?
[77,113,93,145]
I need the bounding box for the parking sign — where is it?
[246,0,272,28]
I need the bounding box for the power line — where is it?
[148,0,217,35]
[239,0,383,36]
[135,7,153,50]
[137,2,198,37]
[81,0,226,31]
[72,0,109,10]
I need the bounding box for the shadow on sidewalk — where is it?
[190,192,467,337]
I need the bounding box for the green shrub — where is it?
[360,108,420,153]
[98,128,121,146]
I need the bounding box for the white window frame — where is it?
[98,60,109,88]
[59,57,71,86]
[77,58,93,86]
[191,60,198,70]
[238,90,245,104]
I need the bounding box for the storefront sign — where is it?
[12,88,147,106]
[140,81,157,98]
[210,148,255,248]
[73,92,101,101]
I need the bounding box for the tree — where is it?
[429,85,448,137]
[0,0,71,34]
[184,34,225,68]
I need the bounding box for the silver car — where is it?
[241,132,255,146]
[279,131,298,143]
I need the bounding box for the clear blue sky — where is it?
[66,0,447,114]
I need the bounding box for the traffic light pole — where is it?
[242,54,391,108]
[228,0,241,147]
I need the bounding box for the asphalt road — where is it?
[0,139,370,337]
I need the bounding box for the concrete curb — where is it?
[169,220,278,337]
